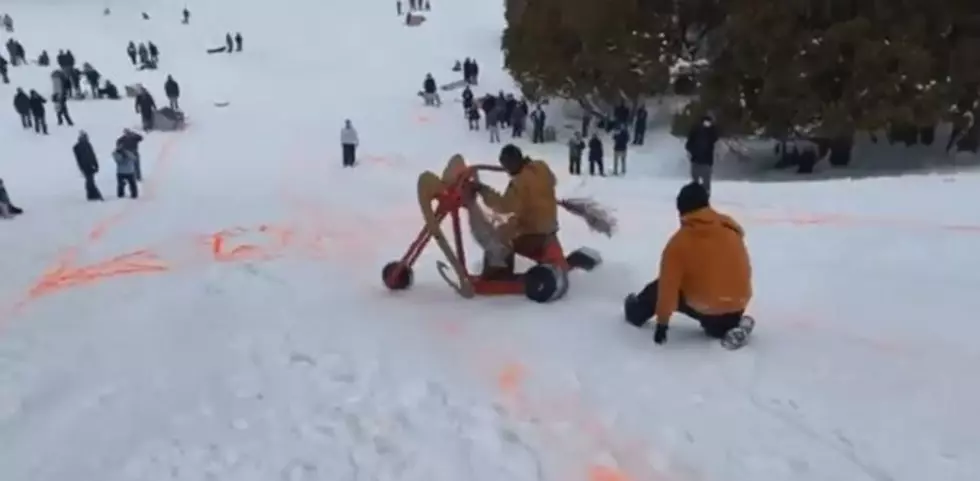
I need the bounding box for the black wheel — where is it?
[524,264,568,303]
[382,261,413,290]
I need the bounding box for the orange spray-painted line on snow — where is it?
[25,249,170,301]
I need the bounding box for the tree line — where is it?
[502,0,980,155]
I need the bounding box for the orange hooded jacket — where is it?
[656,207,752,324]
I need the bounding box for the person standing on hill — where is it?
[567,131,585,175]
[28,90,47,135]
[164,75,180,110]
[612,126,629,175]
[340,119,359,167]
[73,131,103,201]
[685,115,719,193]
[588,133,604,176]
[13,88,30,128]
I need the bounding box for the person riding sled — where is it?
[623,182,755,348]
[468,144,568,282]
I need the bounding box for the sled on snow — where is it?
[439,79,468,91]
[382,155,612,302]
[153,107,186,131]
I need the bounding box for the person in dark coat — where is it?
[612,127,629,175]
[69,67,83,97]
[182,8,190,24]
[225,33,234,53]
[461,86,473,117]
[137,43,149,64]
[613,102,629,130]
[53,93,73,126]
[28,90,47,134]
[480,94,495,128]
[422,73,438,106]
[13,88,29,128]
[234,32,243,51]
[633,105,647,145]
[100,80,120,100]
[685,115,719,193]
[147,42,159,63]
[466,104,480,130]
[83,63,101,98]
[588,133,604,176]
[530,106,546,143]
[126,41,137,64]
[164,75,180,109]
[73,131,103,201]
[0,54,8,84]
[134,87,156,131]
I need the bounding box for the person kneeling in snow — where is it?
[0,178,24,218]
[470,144,566,281]
[624,182,754,346]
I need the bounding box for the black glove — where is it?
[653,323,668,344]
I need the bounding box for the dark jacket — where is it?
[164,78,179,98]
[135,92,155,116]
[13,91,28,114]
[73,139,99,174]
[588,137,603,161]
[28,93,46,115]
[686,121,719,165]
[613,129,629,151]
[423,77,436,94]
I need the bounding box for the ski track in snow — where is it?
[0,1,978,481]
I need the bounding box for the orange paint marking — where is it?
[206,227,279,262]
[497,362,525,396]
[589,465,633,481]
[25,249,169,300]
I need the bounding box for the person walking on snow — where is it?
[28,90,47,135]
[13,88,29,129]
[134,86,156,131]
[126,41,137,65]
[73,131,104,201]
[340,119,359,167]
[113,143,139,198]
[54,93,73,126]
[164,75,180,110]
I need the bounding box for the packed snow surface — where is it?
[0,1,978,481]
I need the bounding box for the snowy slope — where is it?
[0,2,978,481]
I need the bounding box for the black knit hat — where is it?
[676,182,709,215]
[499,144,526,174]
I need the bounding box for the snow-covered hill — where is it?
[0,1,977,481]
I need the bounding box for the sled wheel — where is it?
[382,261,413,290]
[524,264,568,303]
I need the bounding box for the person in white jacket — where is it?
[340,119,359,167]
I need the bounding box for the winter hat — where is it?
[78,130,88,139]
[676,182,709,216]
[498,144,526,174]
